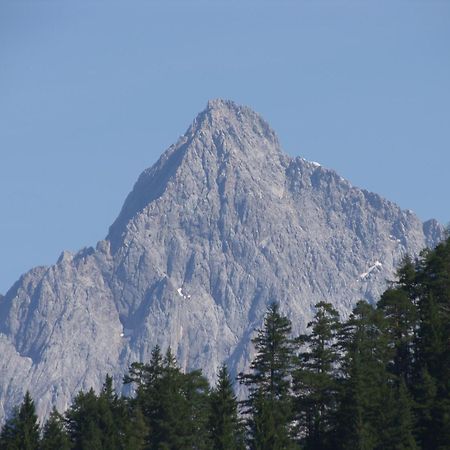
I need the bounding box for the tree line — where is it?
[2,237,450,449]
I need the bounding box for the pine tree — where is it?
[239,302,296,449]
[337,351,377,450]
[125,346,211,449]
[377,288,417,385]
[396,255,418,299]
[0,407,22,450]
[383,379,418,450]
[182,368,212,449]
[335,301,392,450]
[121,405,147,450]
[292,301,341,450]
[64,389,103,450]
[0,391,40,450]
[415,240,450,376]
[248,389,281,450]
[124,344,163,446]
[413,367,438,449]
[208,364,245,450]
[40,407,71,450]
[412,238,450,448]
[147,347,188,449]
[97,375,123,449]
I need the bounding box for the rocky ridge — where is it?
[0,99,443,421]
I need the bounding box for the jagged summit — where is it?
[199,98,279,144]
[0,100,444,423]
[206,98,236,110]
[108,99,283,247]
[204,98,247,118]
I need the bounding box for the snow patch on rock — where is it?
[359,261,383,280]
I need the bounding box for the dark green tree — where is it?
[335,301,393,450]
[208,364,245,450]
[412,238,450,449]
[152,348,188,449]
[40,407,71,450]
[413,367,438,449]
[124,344,163,446]
[239,302,296,449]
[396,255,418,299]
[377,287,418,384]
[384,379,418,450]
[97,375,123,449]
[64,389,103,450]
[181,367,212,449]
[415,241,450,376]
[125,346,211,449]
[65,376,129,450]
[120,405,147,450]
[292,301,341,450]
[0,391,40,450]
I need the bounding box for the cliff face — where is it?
[0,99,443,420]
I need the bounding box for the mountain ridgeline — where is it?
[4,237,450,449]
[0,99,444,421]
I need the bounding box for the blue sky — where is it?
[1,0,449,293]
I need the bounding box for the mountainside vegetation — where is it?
[2,237,450,449]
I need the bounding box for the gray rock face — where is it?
[0,99,444,421]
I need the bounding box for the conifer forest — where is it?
[2,237,450,450]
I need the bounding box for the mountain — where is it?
[0,99,443,421]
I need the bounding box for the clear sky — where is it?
[1,0,449,293]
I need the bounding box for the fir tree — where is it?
[147,348,188,449]
[64,389,103,450]
[121,405,147,450]
[413,367,438,449]
[413,238,450,448]
[292,301,341,450]
[97,375,123,449]
[125,346,211,449]
[182,368,212,449]
[336,301,393,450]
[377,288,417,385]
[208,364,245,450]
[124,345,164,446]
[0,391,40,450]
[396,255,418,299]
[239,302,296,449]
[384,379,418,450]
[248,389,282,450]
[40,407,71,450]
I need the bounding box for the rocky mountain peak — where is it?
[198,98,279,144]
[108,100,284,248]
[0,100,444,423]
[188,98,282,161]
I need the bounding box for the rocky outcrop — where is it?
[0,99,443,421]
